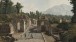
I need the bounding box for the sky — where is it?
[11,0,71,13]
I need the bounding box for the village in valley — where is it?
[0,0,76,42]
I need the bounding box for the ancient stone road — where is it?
[15,33,44,42]
[14,26,55,42]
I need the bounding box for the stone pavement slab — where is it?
[25,33,32,39]
[32,33,43,39]
[15,39,44,42]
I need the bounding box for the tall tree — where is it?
[60,1,76,42]
[29,11,35,19]
[0,0,13,14]
[0,0,3,14]
[15,2,23,14]
[70,0,76,23]
[36,11,41,19]
[70,0,76,36]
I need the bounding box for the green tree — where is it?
[59,0,76,42]
[15,2,23,14]
[0,0,24,22]
[70,0,76,36]
[36,11,42,19]
[0,0,13,14]
[29,11,35,19]
[70,0,76,23]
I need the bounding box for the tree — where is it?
[0,0,13,14]
[0,0,24,22]
[15,2,23,14]
[36,11,42,19]
[70,0,76,36]
[59,0,76,42]
[57,22,71,31]
[0,0,3,14]
[70,0,76,23]
[29,11,36,19]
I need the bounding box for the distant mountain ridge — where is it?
[44,4,73,16]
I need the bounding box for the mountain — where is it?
[44,4,73,16]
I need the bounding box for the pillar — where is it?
[24,20,26,32]
[17,22,20,32]
[9,23,14,34]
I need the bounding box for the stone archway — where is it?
[17,20,26,32]
[9,14,29,34]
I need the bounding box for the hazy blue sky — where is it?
[12,0,71,13]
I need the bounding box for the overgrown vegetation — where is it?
[71,0,76,23]
[0,0,23,22]
[59,0,76,42]
[0,0,23,14]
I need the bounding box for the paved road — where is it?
[14,25,55,42]
[15,33,44,42]
[15,39,44,42]
[15,33,56,42]
[42,33,55,42]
